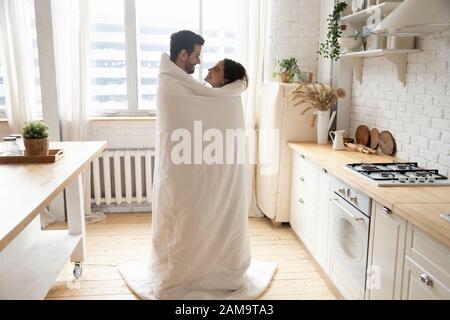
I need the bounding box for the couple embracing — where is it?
[119,30,276,300]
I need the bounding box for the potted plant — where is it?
[318,1,348,61]
[290,83,345,144]
[22,120,50,156]
[272,57,302,83]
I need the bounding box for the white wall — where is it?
[88,119,156,149]
[350,32,450,177]
[269,0,321,79]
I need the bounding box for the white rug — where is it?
[119,260,277,300]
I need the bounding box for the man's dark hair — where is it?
[170,30,205,62]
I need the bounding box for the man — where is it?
[170,30,204,74]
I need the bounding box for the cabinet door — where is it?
[402,256,450,300]
[314,168,331,272]
[367,203,406,300]
[290,151,319,251]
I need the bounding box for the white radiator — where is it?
[91,149,155,208]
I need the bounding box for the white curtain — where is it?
[52,0,104,223]
[0,0,37,133]
[238,0,272,217]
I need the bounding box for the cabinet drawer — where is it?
[407,226,450,286]
[292,187,317,213]
[403,255,450,300]
[292,152,319,184]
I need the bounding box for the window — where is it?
[135,0,199,111]
[90,0,128,112]
[201,0,239,81]
[89,0,239,116]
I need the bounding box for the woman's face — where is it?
[205,60,226,88]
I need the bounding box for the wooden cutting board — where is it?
[378,130,396,155]
[370,128,379,150]
[355,125,370,147]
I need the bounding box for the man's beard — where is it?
[186,64,195,74]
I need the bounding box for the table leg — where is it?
[66,174,86,263]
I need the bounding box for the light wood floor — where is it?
[46,213,340,300]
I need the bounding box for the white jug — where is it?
[329,130,345,151]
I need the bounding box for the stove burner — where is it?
[395,163,409,170]
[380,172,392,178]
[414,172,428,177]
[360,164,378,171]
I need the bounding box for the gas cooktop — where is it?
[345,162,450,186]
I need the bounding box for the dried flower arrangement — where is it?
[290,83,346,115]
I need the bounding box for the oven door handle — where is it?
[331,198,364,222]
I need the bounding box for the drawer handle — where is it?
[298,198,304,204]
[382,207,391,215]
[419,273,433,286]
[299,176,305,182]
[321,168,327,174]
[300,154,305,159]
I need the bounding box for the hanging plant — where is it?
[318,1,348,61]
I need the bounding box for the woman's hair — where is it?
[223,59,248,90]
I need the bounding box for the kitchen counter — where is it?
[288,142,450,247]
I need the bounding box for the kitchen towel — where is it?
[118,53,276,299]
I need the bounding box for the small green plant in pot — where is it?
[22,120,49,156]
[272,57,301,83]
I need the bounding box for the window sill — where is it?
[88,116,156,122]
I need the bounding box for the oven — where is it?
[329,178,371,300]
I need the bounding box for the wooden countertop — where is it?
[288,142,450,247]
[394,203,450,247]
[0,141,106,251]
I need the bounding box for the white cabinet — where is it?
[367,202,406,300]
[290,151,319,251]
[402,225,450,300]
[290,150,332,272]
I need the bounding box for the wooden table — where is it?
[0,141,106,299]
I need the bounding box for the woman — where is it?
[205,58,248,89]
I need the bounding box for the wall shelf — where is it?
[340,49,420,85]
[341,2,402,28]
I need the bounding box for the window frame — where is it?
[89,0,233,117]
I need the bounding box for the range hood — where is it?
[373,0,450,36]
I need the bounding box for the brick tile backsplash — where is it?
[350,32,450,177]
[269,0,321,79]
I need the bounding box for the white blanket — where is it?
[118,53,276,300]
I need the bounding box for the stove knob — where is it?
[408,177,416,183]
[399,177,407,183]
[428,177,435,183]
[418,177,426,183]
